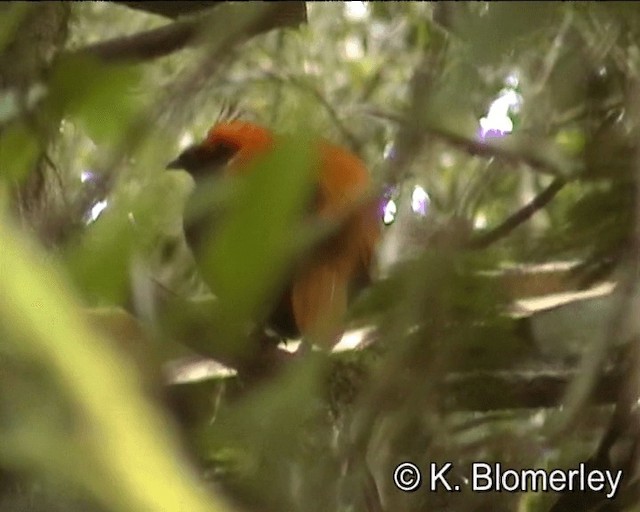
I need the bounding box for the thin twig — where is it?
[529,10,573,98]
[366,108,570,178]
[261,70,363,153]
[468,177,567,249]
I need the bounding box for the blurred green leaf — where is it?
[63,168,181,305]
[205,357,323,452]
[0,215,230,512]
[199,357,326,506]
[0,123,40,182]
[196,135,315,343]
[47,56,141,144]
[63,201,136,305]
[0,3,33,53]
[554,127,585,157]
[448,3,562,67]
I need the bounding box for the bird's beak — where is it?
[165,158,183,170]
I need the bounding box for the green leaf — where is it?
[0,123,40,182]
[555,128,585,157]
[47,56,141,143]
[0,3,33,53]
[197,135,315,343]
[449,3,562,67]
[198,357,325,498]
[0,215,228,512]
[63,200,136,305]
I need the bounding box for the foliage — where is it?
[2,2,640,512]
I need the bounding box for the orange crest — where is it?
[205,121,274,167]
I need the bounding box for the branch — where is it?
[66,2,306,64]
[167,355,625,415]
[261,70,364,154]
[444,368,621,412]
[467,177,567,249]
[365,109,572,249]
[366,108,571,178]
[114,1,225,19]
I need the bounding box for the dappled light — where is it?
[478,73,522,140]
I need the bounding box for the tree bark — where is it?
[1,3,71,242]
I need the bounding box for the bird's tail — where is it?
[291,262,349,350]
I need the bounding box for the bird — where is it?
[166,120,381,350]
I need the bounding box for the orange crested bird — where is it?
[167,120,380,350]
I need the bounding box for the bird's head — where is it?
[166,121,274,179]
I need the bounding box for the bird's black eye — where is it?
[166,141,238,177]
